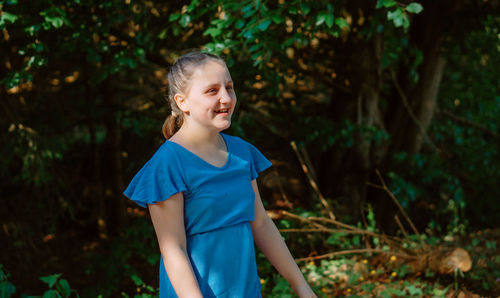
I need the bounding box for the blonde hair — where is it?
[162,51,226,139]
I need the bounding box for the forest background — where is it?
[1,0,499,297]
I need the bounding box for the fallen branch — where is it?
[295,248,416,262]
[279,210,403,246]
[280,228,392,235]
[278,209,472,275]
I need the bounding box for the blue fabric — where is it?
[123,133,272,297]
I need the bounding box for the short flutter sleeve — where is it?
[123,146,186,208]
[247,142,272,180]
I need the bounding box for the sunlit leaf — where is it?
[40,274,61,288]
[406,3,423,14]
[0,11,19,27]
[179,14,191,28]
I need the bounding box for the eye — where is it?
[226,85,234,91]
[207,88,217,94]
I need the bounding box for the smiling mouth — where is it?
[215,109,229,114]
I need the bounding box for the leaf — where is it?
[242,3,255,18]
[249,43,261,52]
[134,48,145,60]
[300,3,311,15]
[402,14,410,28]
[172,24,180,36]
[55,279,71,296]
[271,13,284,24]
[235,19,245,29]
[130,274,142,286]
[168,13,180,22]
[406,3,423,14]
[325,13,334,28]
[335,18,348,29]
[186,0,199,13]
[407,284,423,295]
[46,16,64,28]
[251,51,262,60]
[42,290,59,298]
[377,0,397,8]
[316,12,328,26]
[0,282,16,297]
[158,28,167,39]
[179,14,191,28]
[40,274,61,289]
[0,11,19,27]
[203,27,221,37]
[39,8,69,28]
[387,8,407,28]
[326,232,347,245]
[243,27,256,39]
[257,19,271,31]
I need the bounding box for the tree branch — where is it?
[437,108,500,139]
[290,141,336,220]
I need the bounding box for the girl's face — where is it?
[179,60,237,132]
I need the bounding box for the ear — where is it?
[174,93,189,114]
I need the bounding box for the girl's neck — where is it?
[171,124,222,149]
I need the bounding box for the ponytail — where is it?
[162,114,183,139]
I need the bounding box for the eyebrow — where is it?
[203,81,233,89]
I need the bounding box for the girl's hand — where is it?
[293,284,317,298]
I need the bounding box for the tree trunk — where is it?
[319,3,386,221]
[388,0,456,155]
[374,0,457,231]
[346,33,384,220]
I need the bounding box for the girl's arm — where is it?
[148,192,203,298]
[250,180,317,298]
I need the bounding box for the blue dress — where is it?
[123,133,272,297]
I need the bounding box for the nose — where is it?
[219,88,233,104]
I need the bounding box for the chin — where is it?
[218,120,232,131]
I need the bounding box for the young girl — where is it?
[124,51,316,297]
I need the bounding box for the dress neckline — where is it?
[165,133,231,170]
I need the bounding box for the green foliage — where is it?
[299,119,390,152]
[432,13,500,227]
[388,152,468,235]
[0,265,78,298]
[39,273,75,298]
[120,274,157,298]
[81,217,158,297]
[376,1,423,29]
[1,0,499,297]
[462,231,500,293]
[0,265,16,298]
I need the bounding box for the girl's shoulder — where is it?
[221,133,272,179]
[220,133,254,147]
[143,140,185,168]
[221,133,257,154]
